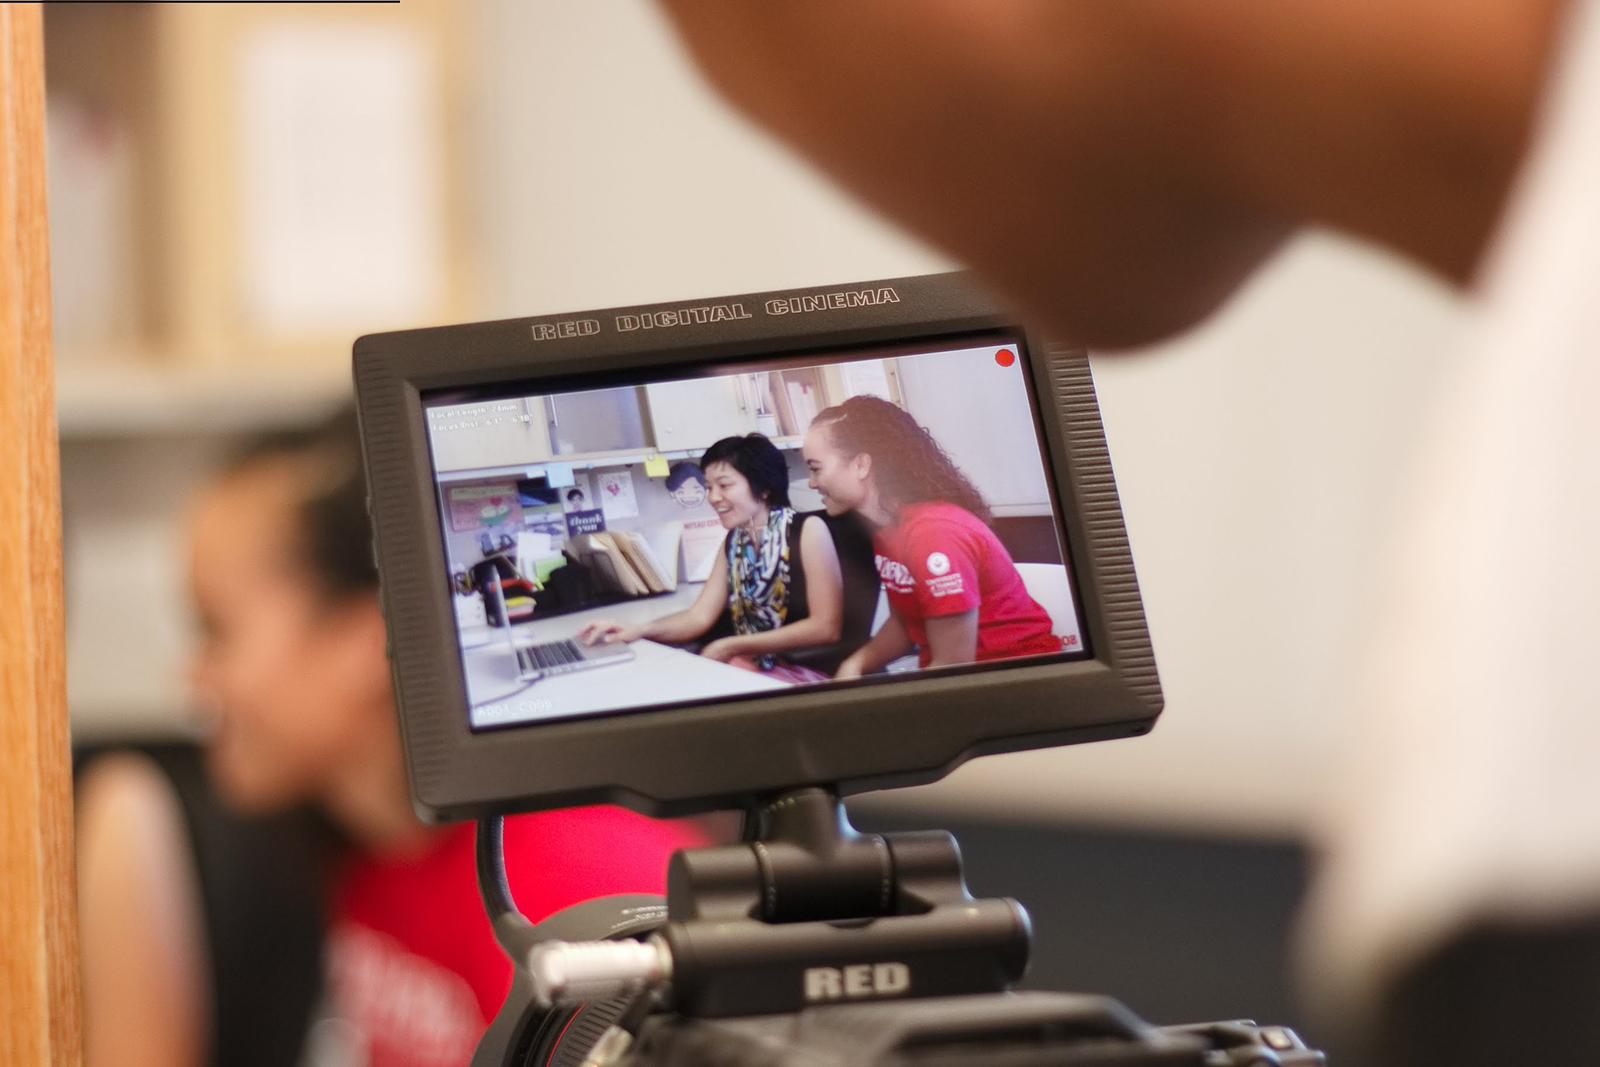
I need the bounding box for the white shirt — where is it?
[1301,0,1600,1018]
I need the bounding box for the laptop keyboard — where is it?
[517,639,584,674]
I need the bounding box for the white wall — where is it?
[468,1,952,316]
[895,344,1053,514]
[62,435,227,737]
[468,1,1470,837]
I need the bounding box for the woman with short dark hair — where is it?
[580,433,844,681]
[699,433,792,509]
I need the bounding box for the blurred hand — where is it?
[579,619,641,646]
[654,0,1558,338]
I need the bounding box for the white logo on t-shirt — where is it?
[876,555,915,593]
[926,552,951,576]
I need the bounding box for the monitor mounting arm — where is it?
[482,788,1032,1019]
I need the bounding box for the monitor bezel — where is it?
[355,273,1161,823]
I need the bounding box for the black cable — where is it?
[477,815,539,959]
[477,816,517,925]
[738,799,763,843]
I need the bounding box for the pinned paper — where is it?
[239,25,444,334]
[681,517,726,583]
[545,462,576,488]
[644,454,670,478]
[560,473,593,513]
[446,484,519,532]
[666,462,708,509]
[597,470,640,521]
[565,509,606,538]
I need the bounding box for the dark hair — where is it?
[699,434,790,508]
[811,395,990,523]
[566,487,586,502]
[664,461,707,493]
[226,405,377,600]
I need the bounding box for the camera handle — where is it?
[484,788,1031,1020]
[673,787,982,923]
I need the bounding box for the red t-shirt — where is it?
[873,502,1062,667]
[323,806,705,1067]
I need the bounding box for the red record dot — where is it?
[994,348,1016,367]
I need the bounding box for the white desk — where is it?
[459,585,790,727]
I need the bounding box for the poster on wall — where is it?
[596,469,639,521]
[565,509,606,538]
[447,484,520,532]
[239,25,444,335]
[680,516,726,583]
[560,473,595,514]
[522,503,568,541]
[664,462,708,509]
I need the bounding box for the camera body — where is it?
[354,273,1325,1067]
[472,791,1321,1067]
[631,996,1321,1067]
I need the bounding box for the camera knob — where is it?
[527,936,673,1007]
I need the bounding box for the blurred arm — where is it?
[922,608,980,669]
[836,611,914,679]
[77,754,209,1067]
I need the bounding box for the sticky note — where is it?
[545,462,576,488]
[644,454,670,478]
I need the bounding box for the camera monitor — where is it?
[356,273,1160,822]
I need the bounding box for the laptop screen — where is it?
[422,332,1089,731]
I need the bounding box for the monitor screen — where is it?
[421,332,1090,732]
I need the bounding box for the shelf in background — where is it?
[56,358,352,438]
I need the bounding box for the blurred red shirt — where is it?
[325,806,704,1067]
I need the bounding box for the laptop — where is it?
[513,635,634,680]
[487,567,636,682]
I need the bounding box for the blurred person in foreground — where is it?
[654,1,1600,1063]
[75,409,704,1067]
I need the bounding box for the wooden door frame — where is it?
[1,4,83,1065]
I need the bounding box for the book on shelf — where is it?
[580,533,646,597]
[577,524,688,598]
[633,523,681,593]
[609,531,666,595]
